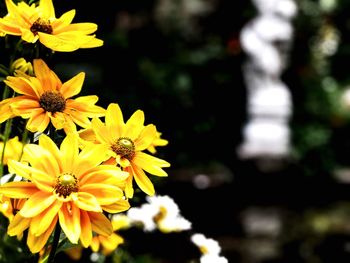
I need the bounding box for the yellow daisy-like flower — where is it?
[147,131,169,154]
[80,103,170,198]
[90,230,124,256]
[90,213,131,256]
[0,133,130,253]
[0,0,103,52]
[0,195,25,223]
[0,136,24,165]
[10,57,33,76]
[0,58,105,133]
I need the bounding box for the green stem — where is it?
[47,224,61,263]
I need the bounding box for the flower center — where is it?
[54,173,79,198]
[39,91,66,113]
[153,206,167,223]
[30,18,53,35]
[111,137,135,160]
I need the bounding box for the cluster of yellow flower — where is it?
[0,0,170,261]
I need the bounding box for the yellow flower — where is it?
[90,231,124,256]
[0,58,105,133]
[80,103,170,198]
[0,196,26,240]
[0,195,25,223]
[65,215,130,259]
[0,0,103,52]
[0,136,24,165]
[146,131,169,154]
[90,213,132,256]
[10,58,33,76]
[0,133,130,253]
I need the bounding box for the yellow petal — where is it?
[60,134,79,172]
[80,37,104,48]
[79,184,124,205]
[124,175,134,199]
[8,159,34,180]
[90,236,100,252]
[88,212,113,236]
[58,202,81,244]
[76,192,102,212]
[38,133,63,170]
[10,98,42,118]
[52,10,75,30]
[0,182,38,199]
[38,32,98,52]
[27,216,57,253]
[60,72,85,98]
[33,59,57,92]
[75,144,110,176]
[7,213,30,236]
[50,111,66,130]
[106,103,124,138]
[24,142,60,176]
[78,164,128,185]
[125,109,144,140]
[133,152,170,177]
[29,200,62,236]
[8,160,54,193]
[26,111,50,133]
[91,117,113,144]
[102,198,130,214]
[79,210,92,248]
[134,124,157,150]
[20,191,56,217]
[39,0,55,19]
[4,76,38,97]
[101,233,124,254]
[129,164,155,196]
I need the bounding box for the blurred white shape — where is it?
[127,195,192,233]
[254,15,293,42]
[253,0,297,17]
[238,0,296,160]
[275,0,298,17]
[191,233,228,263]
[241,25,282,76]
[242,208,282,237]
[249,82,292,117]
[193,174,211,189]
[238,120,290,157]
[191,233,222,255]
[127,204,158,232]
[341,88,350,108]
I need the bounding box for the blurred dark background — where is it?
[37,0,350,262]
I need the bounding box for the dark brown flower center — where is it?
[54,173,79,198]
[111,137,135,160]
[30,18,53,35]
[39,91,66,113]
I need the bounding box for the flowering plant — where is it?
[0,0,227,262]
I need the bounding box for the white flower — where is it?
[191,233,221,255]
[127,195,192,233]
[127,204,158,232]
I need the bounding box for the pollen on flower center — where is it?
[30,18,53,35]
[111,137,135,160]
[39,91,66,113]
[153,206,167,223]
[54,173,79,198]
